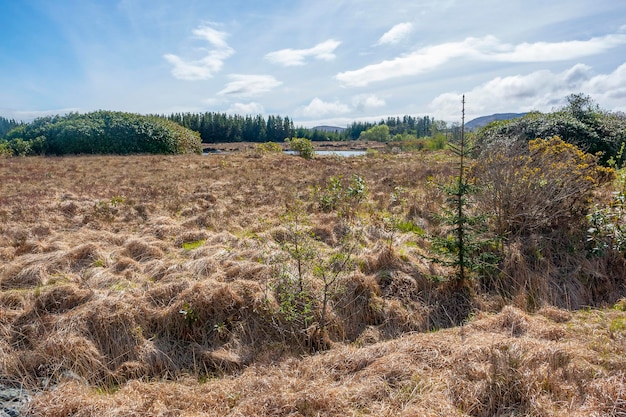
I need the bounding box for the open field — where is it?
[1,151,625,416]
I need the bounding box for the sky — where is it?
[1,0,626,127]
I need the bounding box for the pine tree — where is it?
[431,95,498,285]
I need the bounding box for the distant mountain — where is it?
[312,125,346,133]
[465,113,527,131]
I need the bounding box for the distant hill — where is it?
[313,125,346,133]
[465,113,527,131]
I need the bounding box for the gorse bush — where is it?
[473,136,614,239]
[3,110,202,155]
[470,135,620,303]
[254,141,283,154]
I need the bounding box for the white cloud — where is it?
[1,107,81,122]
[265,39,341,66]
[428,63,626,121]
[163,52,232,81]
[300,98,351,117]
[352,94,386,110]
[583,62,626,104]
[336,36,497,87]
[202,97,223,106]
[192,25,230,49]
[337,33,626,87]
[375,22,413,46]
[226,102,265,115]
[218,75,282,98]
[164,25,234,80]
[491,34,626,62]
[297,95,384,118]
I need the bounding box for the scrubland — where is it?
[1,150,625,416]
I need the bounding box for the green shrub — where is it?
[287,137,314,159]
[358,124,390,142]
[426,134,447,150]
[587,171,626,257]
[474,94,626,165]
[316,174,368,218]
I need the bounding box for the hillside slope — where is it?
[466,112,527,130]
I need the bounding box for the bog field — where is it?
[1,151,625,416]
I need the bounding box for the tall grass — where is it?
[0,151,624,415]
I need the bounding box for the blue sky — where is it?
[1,0,626,127]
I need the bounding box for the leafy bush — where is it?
[9,138,32,156]
[426,133,447,150]
[316,174,368,218]
[587,170,626,256]
[3,111,202,155]
[287,137,315,159]
[358,124,390,142]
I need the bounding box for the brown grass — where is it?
[0,151,624,416]
[24,307,626,416]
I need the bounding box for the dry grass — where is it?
[24,307,626,416]
[0,151,624,416]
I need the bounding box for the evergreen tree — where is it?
[431,96,497,285]
[0,116,21,139]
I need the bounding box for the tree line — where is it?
[158,112,444,143]
[161,113,295,143]
[1,111,446,148]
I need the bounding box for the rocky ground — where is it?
[0,385,29,417]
